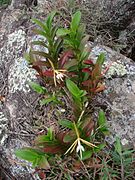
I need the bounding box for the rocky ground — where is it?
[0,1,135,179]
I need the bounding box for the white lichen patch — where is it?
[0,29,26,65]
[8,57,37,93]
[7,29,26,52]
[0,110,8,145]
[31,35,48,53]
[104,62,127,78]
[90,45,108,63]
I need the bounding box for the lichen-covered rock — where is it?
[90,43,135,146]
[8,57,36,93]
[0,105,8,145]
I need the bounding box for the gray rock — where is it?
[90,43,135,146]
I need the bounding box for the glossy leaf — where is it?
[83,59,93,65]
[32,41,48,49]
[51,26,58,40]
[71,11,81,33]
[38,156,50,169]
[46,11,57,29]
[97,110,109,135]
[40,97,55,105]
[58,119,74,129]
[93,143,106,153]
[97,110,106,126]
[40,95,60,105]
[96,53,105,65]
[63,132,76,143]
[15,148,44,162]
[32,18,48,32]
[66,79,86,98]
[82,150,93,160]
[32,51,52,60]
[33,28,47,38]
[59,51,73,68]
[57,28,70,36]
[29,82,46,94]
[115,137,122,155]
[53,38,63,59]
[42,70,54,77]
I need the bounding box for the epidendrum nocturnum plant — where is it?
[15,11,134,178]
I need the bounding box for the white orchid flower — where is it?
[76,139,85,159]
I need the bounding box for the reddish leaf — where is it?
[89,87,97,93]
[43,145,65,154]
[42,70,54,77]
[56,131,69,144]
[83,120,95,137]
[82,80,93,87]
[33,60,50,68]
[59,51,74,68]
[83,59,93,65]
[95,84,105,93]
[32,65,43,76]
[82,68,92,75]
[38,171,46,180]
[91,64,101,80]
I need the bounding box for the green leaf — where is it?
[15,148,44,162]
[24,49,35,64]
[40,97,55,105]
[40,94,61,105]
[76,24,86,42]
[35,135,51,144]
[32,18,48,32]
[97,110,109,135]
[79,34,89,50]
[35,128,54,145]
[71,11,81,33]
[63,133,75,143]
[29,82,46,94]
[122,149,135,156]
[46,11,57,29]
[80,50,90,61]
[32,51,52,61]
[82,150,93,160]
[38,156,50,169]
[96,53,105,65]
[53,38,63,59]
[57,28,70,36]
[47,127,53,141]
[67,65,78,72]
[31,41,48,49]
[115,137,122,155]
[93,143,106,153]
[66,79,82,98]
[58,119,74,129]
[24,53,30,63]
[97,110,106,127]
[79,90,87,97]
[33,28,47,38]
[51,26,58,40]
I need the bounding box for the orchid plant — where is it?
[15,10,109,172]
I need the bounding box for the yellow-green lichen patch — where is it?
[104,62,127,78]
